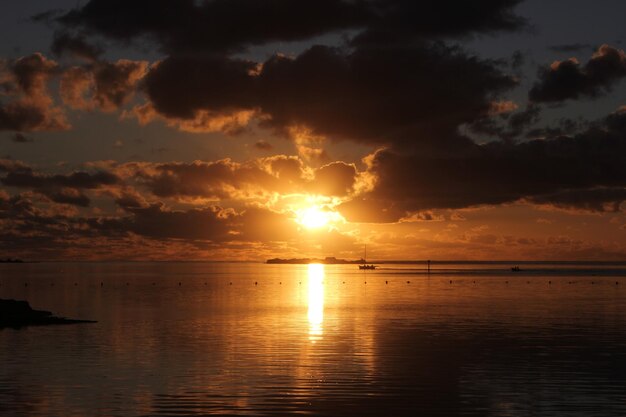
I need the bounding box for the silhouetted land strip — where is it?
[0,258,24,263]
[267,257,365,264]
[0,299,97,329]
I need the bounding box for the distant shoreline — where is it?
[266,259,626,265]
[266,257,365,264]
[0,258,25,263]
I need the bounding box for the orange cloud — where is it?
[0,53,70,132]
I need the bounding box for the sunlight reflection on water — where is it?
[1,262,626,416]
[307,264,325,342]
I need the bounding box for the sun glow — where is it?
[298,207,331,229]
[295,203,343,230]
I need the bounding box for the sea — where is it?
[1,261,626,417]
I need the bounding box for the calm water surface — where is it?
[1,262,626,416]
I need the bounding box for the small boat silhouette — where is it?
[358,245,376,270]
[511,266,521,272]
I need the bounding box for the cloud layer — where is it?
[0,0,623,260]
[530,45,626,103]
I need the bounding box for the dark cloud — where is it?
[259,44,516,148]
[350,0,526,47]
[527,188,626,213]
[530,45,626,103]
[47,1,524,143]
[338,197,406,223]
[525,117,589,140]
[507,105,542,137]
[10,53,58,93]
[51,31,103,61]
[100,202,348,247]
[107,187,148,210]
[2,169,119,190]
[43,188,91,207]
[0,100,69,132]
[60,59,147,111]
[124,158,297,201]
[0,192,101,257]
[143,55,256,120]
[470,104,541,141]
[56,0,368,54]
[92,60,147,110]
[100,203,234,240]
[309,162,357,196]
[341,108,626,221]
[119,156,358,201]
[0,159,29,173]
[142,44,516,149]
[55,0,525,54]
[40,1,525,148]
[0,160,120,206]
[0,53,70,132]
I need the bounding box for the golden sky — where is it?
[0,0,625,260]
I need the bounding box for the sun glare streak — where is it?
[307,263,325,342]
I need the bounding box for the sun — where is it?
[292,197,345,230]
[297,206,331,229]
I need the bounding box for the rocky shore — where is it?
[0,299,96,328]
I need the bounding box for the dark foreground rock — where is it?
[0,299,97,328]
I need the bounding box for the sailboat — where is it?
[358,245,376,270]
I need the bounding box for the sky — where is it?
[0,0,625,261]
